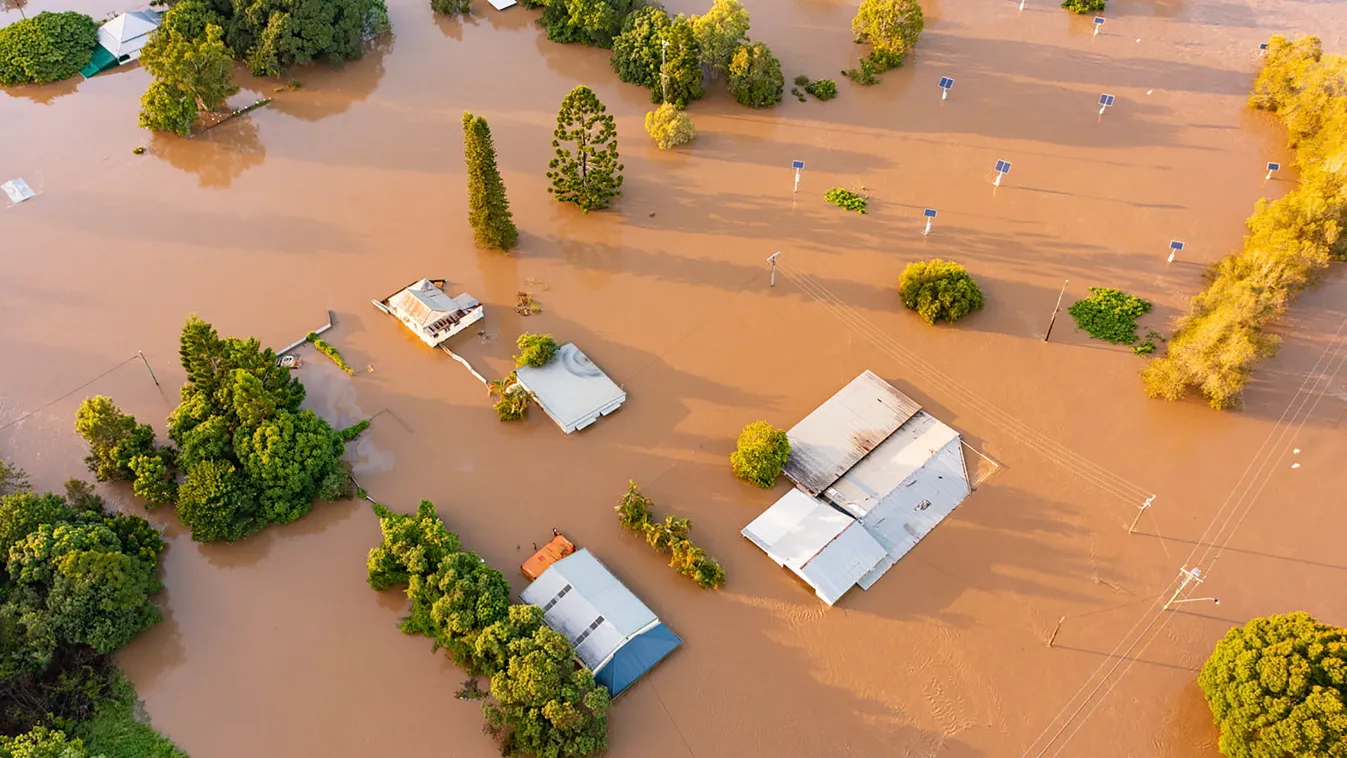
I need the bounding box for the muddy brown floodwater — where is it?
[4,0,1347,756]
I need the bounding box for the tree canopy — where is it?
[846,0,924,84]
[547,86,624,212]
[898,259,985,325]
[615,482,725,589]
[536,0,637,48]
[691,0,749,77]
[609,6,703,107]
[727,41,783,109]
[138,21,238,135]
[463,112,519,251]
[514,333,559,368]
[729,421,790,488]
[1198,612,1347,758]
[644,103,695,150]
[0,11,98,86]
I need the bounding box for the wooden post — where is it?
[1048,616,1066,647]
[1043,279,1069,342]
[137,350,160,387]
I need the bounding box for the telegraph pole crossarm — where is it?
[767,252,781,287]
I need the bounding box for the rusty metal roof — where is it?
[782,371,921,496]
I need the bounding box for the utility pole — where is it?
[767,252,780,287]
[661,39,669,104]
[1128,495,1155,534]
[1043,279,1069,342]
[137,350,160,387]
[1165,567,1220,610]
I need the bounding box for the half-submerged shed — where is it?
[514,343,625,434]
[374,279,483,349]
[742,371,972,606]
[520,549,681,697]
[81,10,162,78]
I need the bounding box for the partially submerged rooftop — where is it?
[514,343,625,434]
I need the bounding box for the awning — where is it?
[80,46,120,79]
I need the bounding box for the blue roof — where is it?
[594,623,682,696]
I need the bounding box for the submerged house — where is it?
[742,371,972,606]
[81,10,162,78]
[375,279,484,348]
[520,549,681,697]
[514,343,625,434]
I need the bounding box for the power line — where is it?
[0,355,141,432]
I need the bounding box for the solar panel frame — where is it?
[1093,16,1105,24]
[1259,42,1269,50]
[1170,240,1185,251]
[995,160,1012,174]
[1099,94,1115,107]
[923,208,938,218]
[938,77,954,89]
[1267,162,1281,171]
[791,160,805,170]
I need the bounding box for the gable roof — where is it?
[98,10,161,56]
[388,279,478,330]
[783,371,922,496]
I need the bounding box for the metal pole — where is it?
[1047,616,1066,647]
[1043,279,1069,342]
[767,252,780,287]
[137,350,161,387]
[924,219,932,236]
[1128,495,1155,534]
[1164,567,1203,610]
[793,168,800,194]
[661,40,669,104]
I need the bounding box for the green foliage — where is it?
[805,79,837,100]
[140,21,237,119]
[0,493,73,559]
[727,41,783,109]
[614,482,724,589]
[431,0,470,14]
[72,670,186,758]
[0,726,86,758]
[1061,0,1106,13]
[74,397,157,484]
[128,454,177,508]
[691,0,749,77]
[515,333,560,368]
[845,0,923,84]
[824,187,867,214]
[305,332,354,374]
[138,81,198,136]
[1068,287,1153,345]
[404,551,511,670]
[1143,37,1347,409]
[536,0,637,48]
[338,419,370,441]
[898,259,985,325]
[730,421,790,488]
[794,74,810,87]
[0,12,98,86]
[463,112,519,251]
[609,7,704,107]
[548,86,625,213]
[1133,341,1156,356]
[366,501,463,592]
[1198,612,1347,758]
[644,103,696,150]
[230,0,390,76]
[0,461,29,498]
[175,459,257,542]
[235,409,346,525]
[488,375,531,422]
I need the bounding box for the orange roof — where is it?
[522,534,576,580]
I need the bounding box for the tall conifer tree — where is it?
[546,86,624,213]
[462,112,518,251]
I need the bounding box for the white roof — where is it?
[520,549,659,671]
[97,10,161,57]
[825,412,964,519]
[742,489,891,606]
[783,371,922,496]
[515,343,625,434]
[487,0,517,7]
[388,279,479,330]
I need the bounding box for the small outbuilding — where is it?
[374,279,484,349]
[520,549,681,697]
[742,371,973,606]
[521,533,576,580]
[514,343,625,434]
[80,10,162,78]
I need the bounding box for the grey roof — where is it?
[97,10,161,56]
[783,371,921,496]
[515,343,625,434]
[388,279,479,331]
[520,549,660,672]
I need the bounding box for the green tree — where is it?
[644,103,696,150]
[0,726,87,758]
[537,0,635,48]
[234,410,346,526]
[0,460,31,497]
[473,604,545,677]
[514,333,560,368]
[727,41,783,109]
[615,481,653,531]
[229,0,391,76]
[1198,612,1347,758]
[0,492,73,558]
[0,11,98,86]
[139,22,238,115]
[610,8,702,106]
[730,420,790,488]
[366,501,463,591]
[547,86,624,213]
[1067,288,1153,345]
[1061,0,1106,13]
[847,0,923,83]
[484,625,611,758]
[129,454,178,508]
[175,459,258,542]
[462,112,518,251]
[74,397,156,483]
[407,551,511,669]
[898,259,985,325]
[431,0,470,14]
[691,0,749,77]
[138,81,198,136]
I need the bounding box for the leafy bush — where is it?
[794,73,810,87]
[644,103,696,150]
[898,259,985,325]
[825,187,868,214]
[845,0,922,85]
[431,0,470,14]
[1067,288,1152,345]
[537,0,638,48]
[805,79,837,100]
[488,374,531,421]
[1061,0,1106,13]
[1198,612,1347,758]
[692,0,749,77]
[74,670,187,758]
[615,482,725,589]
[0,11,98,86]
[514,333,559,368]
[727,41,783,109]
[74,397,157,483]
[730,421,790,488]
[610,7,703,107]
[305,332,355,374]
[338,419,370,441]
[1142,36,1347,409]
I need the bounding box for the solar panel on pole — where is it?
[923,208,936,235]
[791,160,804,193]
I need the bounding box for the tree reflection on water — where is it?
[151,113,266,189]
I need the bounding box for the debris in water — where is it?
[524,277,551,291]
[133,146,146,155]
[1293,448,1300,454]
[1291,463,1301,469]
[515,291,542,316]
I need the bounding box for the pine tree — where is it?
[461,112,518,251]
[546,86,624,213]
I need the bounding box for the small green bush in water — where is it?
[0,11,99,86]
[730,421,790,488]
[1067,288,1152,345]
[825,187,868,214]
[306,333,355,374]
[489,374,531,421]
[805,79,838,100]
[514,333,559,368]
[1062,0,1106,14]
[898,259,985,325]
[338,419,370,441]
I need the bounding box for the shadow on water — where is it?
[265,34,394,123]
[151,115,266,189]
[1,75,80,105]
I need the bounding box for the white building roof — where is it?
[520,549,659,672]
[97,10,161,58]
[783,370,922,496]
[515,343,625,434]
[388,279,479,330]
[741,489,892,606]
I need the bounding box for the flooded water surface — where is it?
[3,0,1347,756]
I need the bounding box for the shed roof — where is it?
[783,371,921,495]
[388,279,479,329]
[98,10,161,56]
[824,411,963,519]
[514,343,625,433]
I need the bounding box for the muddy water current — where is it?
[3,0,1347,756]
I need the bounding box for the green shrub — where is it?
[0,11,98,86]
[1061,0,1106,13]
[727,41,784,109]
[615,482,724,589]
[793,73,810,86]
[805,79,837,100]
[898,259,985,325]
[1067,287,1152,345]
[845,0,922,85]
[644,103,696,150]
[338,419,370,441]
[306,332,355,374]
[825,187,868,214]
[488,374,531,421]
[730,421,790,488]
[514,333,559,368]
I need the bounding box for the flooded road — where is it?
[4,0,1347,755]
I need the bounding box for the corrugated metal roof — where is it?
[783,371,921,495]
[515,343,626,434]
[844,436,971,564]
[824,412,963,519]
[799,522,893,605]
